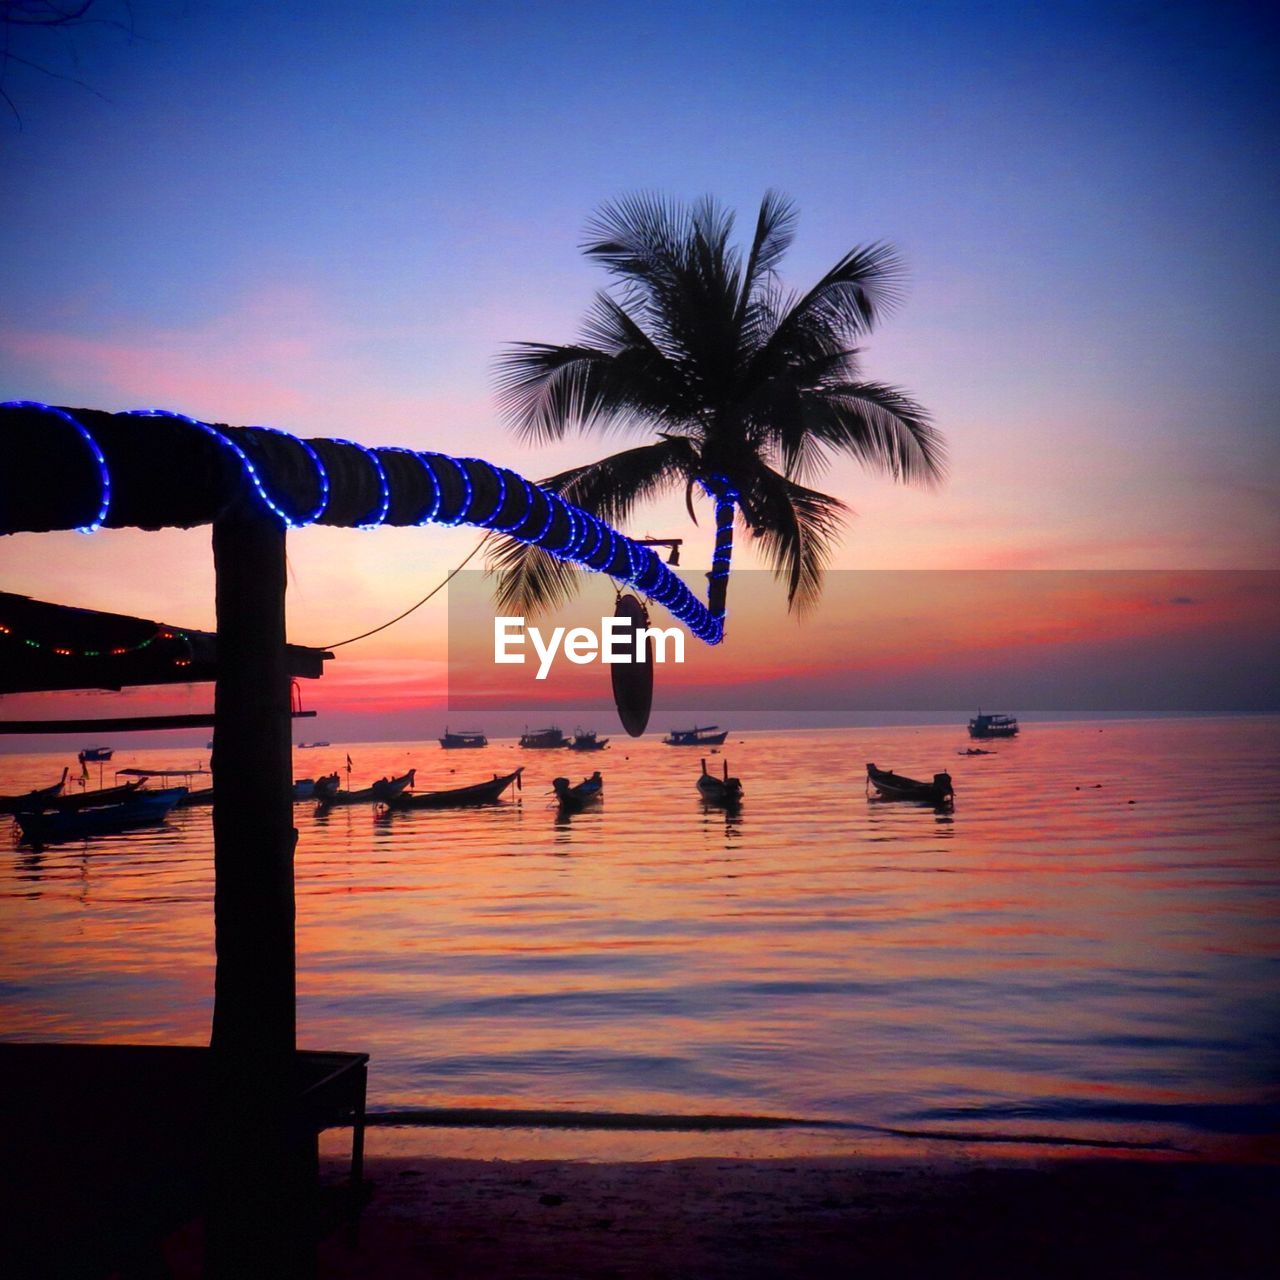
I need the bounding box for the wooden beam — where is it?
[0,711,316,735]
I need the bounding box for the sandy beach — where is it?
[299,1152,1279,1279]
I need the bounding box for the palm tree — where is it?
[491,192,945,627]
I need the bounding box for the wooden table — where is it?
[0,1042,368,1278]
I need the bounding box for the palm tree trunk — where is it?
[704,478,738,629]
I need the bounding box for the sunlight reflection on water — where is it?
[3,717,1278,1159]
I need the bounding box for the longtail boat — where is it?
[48,781,145,811]
[697,757,743,807]
[315,768,416,809]
[866,763,954,806]
[16,788,188,847]
[388,768,523,810]
[0,768,68,814]
[551,772,602,811]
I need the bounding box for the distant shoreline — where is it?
[2,710,1277,757]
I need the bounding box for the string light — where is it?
[245,424,330,523]
[0,404,725,644]
[379,447,439,524]
[324,438,390,528]
[0,621,189,659]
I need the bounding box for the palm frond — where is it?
[761,242,906,366]
[487,536,585,616]
[486,437,699,616]
[738,464,849,612]
[493,341,675,442]
[735,190,798,330]
[548,435,698,522]
[808,381,947,486]
[580,192,690,323]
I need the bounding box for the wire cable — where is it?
[318,537,486,649]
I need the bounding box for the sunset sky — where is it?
[1,2,1276,741]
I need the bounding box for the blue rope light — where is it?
[0,404,725,644]
[422,454,473,526]
[379,447,439,524]
[4,400,110,533]
[326,437,390,528]
[409,451,444,523]
[130,409,322,530]
[246,424,330,524]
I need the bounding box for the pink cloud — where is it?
[0,285,494,443]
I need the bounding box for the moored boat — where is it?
[16,787,188,847]
[78,746,113,763]
[697,757,743,807]
[519,726,569,749]
[866,763,954,806]
[49,781,145,811]
[551,771,602,811]
[293,775,337,801]
[663,725,728,747]
[439,728,489,749]
[388,768,523,809]
[0,768,68,814]
[968,711,1018,739]
[315,768,416,808]
[568,729,608,751]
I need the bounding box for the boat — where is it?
[439,728,489,749]
[519,726,569,749]
[387,767,523,809]
[551,772,603,811]
[697,757,743,807]
[866,763,954,806]
[16,788,188,847]
[960,747,996,756]
[315,768,416,808]
[297,741,331,749]
[663,725,728,747]
[175,787,216,807]
[292,775,337,801]
[49,781,145,811]
[117,766,211,787]
[568,729,608,751]
[968,712,1019,739]
[78,746,113,763]
[0,769,68,814]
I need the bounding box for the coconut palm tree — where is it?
[491,192,944,625]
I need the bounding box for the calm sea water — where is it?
[2,718,1278,1160]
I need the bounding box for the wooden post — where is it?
[206,511,312,1277]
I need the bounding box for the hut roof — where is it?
[0,591,330,695]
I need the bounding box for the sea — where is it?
[2,717,1277,1162]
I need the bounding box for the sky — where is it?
[1,1,1277,743]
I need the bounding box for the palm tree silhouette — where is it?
[492,192,945,626]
